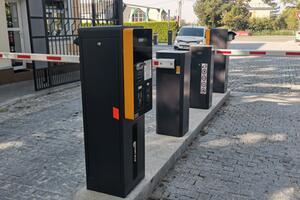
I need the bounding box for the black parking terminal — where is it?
[190,45,214,109]
[78,26,152,198]
[156,50,191,137]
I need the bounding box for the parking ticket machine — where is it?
[78,26,152,197]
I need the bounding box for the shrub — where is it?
[124,21,179,43]
[81,21,179,43]
[281,8,299,30]
[248,18,274,32]
[251,30,294,36]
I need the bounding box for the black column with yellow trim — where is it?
[78,26,152,198]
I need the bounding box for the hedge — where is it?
[124,21,179,43]
[81,21,179,43]
[251,30,295,36]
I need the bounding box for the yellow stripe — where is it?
[205,29,211,45]
[123,28,135,120]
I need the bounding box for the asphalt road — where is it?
[153,36,300,52]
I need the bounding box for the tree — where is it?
[222,0,251,30]
[193,0,232,28]
[281,7,299,30]
[248,18,275,32]
[273,16,287,30]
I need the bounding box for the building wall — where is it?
[124,5,166,22]
[248,0,273,18]
[250,10,272,18]
[20,0,31,53]
[0,1,11,69]
[123,6,133,22]
[148,9,160,21]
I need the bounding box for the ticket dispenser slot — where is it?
[156,50,191,137]
[78,26,152,198]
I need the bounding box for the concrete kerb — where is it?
[74,91,230,200]
[0,81,81,108]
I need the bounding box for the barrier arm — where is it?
[215,49,300,57]
[2,49,300,64]
[0,52,80,63]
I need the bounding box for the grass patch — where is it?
[0,108,9,113]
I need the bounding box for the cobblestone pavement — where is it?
[0,87,85,200]
[0,56,300,200]
[149,57,300,200]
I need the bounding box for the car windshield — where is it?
[178,28,204,37]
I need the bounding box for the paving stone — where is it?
[149,56,300,200]
[0,56,300,199]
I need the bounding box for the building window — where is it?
[132,9,146,22]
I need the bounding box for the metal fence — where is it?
[26,0,123,90]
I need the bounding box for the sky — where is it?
[124,0,198,23]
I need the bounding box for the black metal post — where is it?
[115,0,123,25]
[91,0,96,26]
[168,30,172,45]
[156,51,191,137]
[167,9,172,45]
[190,46,214,109]
[153,33,158,45]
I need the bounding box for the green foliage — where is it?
[272,16,287,30]
[124,21,179,43]
[248,18,275,32]
[194,0,232,28]
[248,7,300,33]
[194,0,251,29]
[222,0,251,31]
[281,8,299,30]
[80,21,179,43]
[0,108,8,113]
[193,0,300,33]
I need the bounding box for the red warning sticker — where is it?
[113,107,120,120]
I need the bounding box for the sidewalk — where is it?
[0,80,81,107]
[0,77,229,200]
[0,80,35,105]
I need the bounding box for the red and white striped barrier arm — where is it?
[0,52,80,63]
[215,49,300,57]
[1,50,300,64]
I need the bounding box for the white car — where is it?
[174,26,206,50]
[296,30,300,42]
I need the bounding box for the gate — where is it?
[26,0,123,90]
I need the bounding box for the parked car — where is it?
[295,30,300,42]
[174,26,206,50]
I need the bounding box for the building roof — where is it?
[124,2,166,11]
